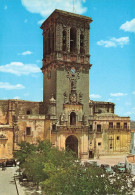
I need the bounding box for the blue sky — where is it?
[0,0,135,120]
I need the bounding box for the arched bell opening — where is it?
[70,27,76,52]
[63,30,66,51]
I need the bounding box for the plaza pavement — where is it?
[88,154,127,166]
[0,166,41,195]
[0,166,18,195]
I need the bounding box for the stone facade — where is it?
[0,9,131,160]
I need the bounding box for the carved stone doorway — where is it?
[65,135,78,157]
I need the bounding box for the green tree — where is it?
[14,141,134,195]
[14,141,37,166]
[41,162,133,195]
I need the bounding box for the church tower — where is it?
[41,9,92,159]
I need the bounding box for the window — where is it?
[124,123,127,129]
[97,124,101,132]
[52,124,56,131]
[110,143,112,149]
[80,33,84,53]
[116,122,120,129]
[70,112,76,125]
[26,127,31,136]
[47,30,51,54]
[117,136,119,140]
[63,30,66,51]
[52,32,54,52]
[109,122,113,129]
[98,142,101,146]
[26,110,31,115]
[89,125,93,132]
[70,28,76,52]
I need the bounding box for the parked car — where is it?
[101,164,114,174]
[112,162,126,173]
[6,159,16,167]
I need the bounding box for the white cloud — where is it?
[90,94,101,99]
[132,91,135,95]
[18,51,32,55]
[110,93,128,97]
[120,18,135,33]
[4,5,7,10]
[0,82,25,90]
[21,0,87,19]
[13,96,20,99]
[0,62,41,76]
[97,37,129,48]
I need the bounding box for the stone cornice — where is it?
[41,60,92,73]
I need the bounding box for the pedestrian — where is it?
[2,162,5,171]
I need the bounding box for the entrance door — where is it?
[89,151,94,158]
[65,135,78,156]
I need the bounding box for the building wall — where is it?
[0,100,9,125]
[0,99,131,160]
[126,155,135,175]
[0,126,14,159]
[88,115,130,156]
[130,131,135,154]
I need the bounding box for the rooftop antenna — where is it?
[73,0,76,13]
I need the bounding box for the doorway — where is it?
[65,135,78,156]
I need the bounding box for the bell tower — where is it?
[41,9,93,159]
[41,9,92,119]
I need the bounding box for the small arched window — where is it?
[52,124,56,131]
[47,30,51,54]
[80,33,84,53]
[70,112,76,125]
[63,30,66,51]
[52,32,54,52]
[26,110,31,115]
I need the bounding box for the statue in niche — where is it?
[71,79,76,90]
[79,92,83,103]
[63,92,68,103]
[60,113,65,125]
[70,92,77,104]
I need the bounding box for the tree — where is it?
[14,141,37,166]
[41,161,134,195]
[14,141,134,194]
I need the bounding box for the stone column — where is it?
[76,28,80,54]
[56,23,62,51]
[84,28,89,55]
[66,26,70,52]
